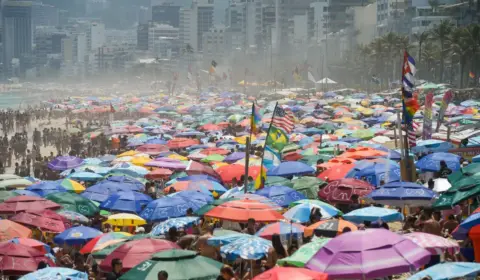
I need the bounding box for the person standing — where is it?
[105,258,123,280]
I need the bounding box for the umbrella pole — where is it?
[250,260,254,280]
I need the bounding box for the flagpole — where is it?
[256,102,279,189]
[244,137,251,194]
[401,50,412,182]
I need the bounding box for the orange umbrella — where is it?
[305,219,358,237]
[205,199,283,222]
[317,164,355,181]
[318,158,356,169]
[337,147,387,160]
[167,138,200,149]
[216,164,264,183]
[0,220,32,241]
[145,168,173,180]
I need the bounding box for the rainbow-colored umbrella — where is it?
[80,232,132,254]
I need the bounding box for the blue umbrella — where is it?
[407,262,480,280]
[343,206,404,223]
[48,156,85,171]
[26,181,67,197]
[81,182,127,202]
[339,137,361,143]
[412,140,454,154]
[267,161,315,177]
[13,190,41,197]
[100,191,153,213]
[145,138,167,145]
[168,190,214,205]
[416,152,461,172]
[220,236,272,261]
[68,172,103,182]
[299,137,314,147]
[207,232,249,247]
[224,152,245,163]
[150,217,200,236]
[283,203,335,223]
[53,226,102,245]
[350,163,401,186]
[365,182,436,207]
[19,267,89,280]
[140,196,205,222]
[104,175,145,190]
[99,154,116,162]
[255,185,306,207]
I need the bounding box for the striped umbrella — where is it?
[404,232,459,255]
[151,217,200,236]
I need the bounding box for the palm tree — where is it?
[430,20,455,81]
[450,27,471,87]
[412,31,430,64]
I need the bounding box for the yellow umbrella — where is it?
[131,156,152,167]
[105,213,147,226]
[167,154,188,161]
[60,179,85,194]
[117,150,139,158]
[332,117,353,123]
[234,135,256,144]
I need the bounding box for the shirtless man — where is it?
[195,225,218,260]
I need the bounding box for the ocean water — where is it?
[0,91,48,109]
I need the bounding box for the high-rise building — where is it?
[275,0,312,52]
[137,23,149,50]
[41,0,86,17]
[197,0,214,52]
[152,3,181,27]
[148,22,179,57]
[88,22,105,51]
[179,3,198,51]
[32,2,59,27]
[225,0,262,50]
[2,1,34,76]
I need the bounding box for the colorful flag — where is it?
[422,92,434,140]
[209,60,217,74]
[250,103,262,134]
[266,126,288,152]
[470,71,475,79]
[263,146,281,170]
[272,106,295,134]
[110,103,115,113]
[436,90,453,132]
[401,51,419,125]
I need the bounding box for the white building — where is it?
[203,25,226,60]
[179,0,214,52]
[225,0,262,50]
[148,23,179,58]
[309,0,329,44]
[89,22,105,51]
[410,0,456,34]
[106,29,137,46]
[349,3,377,45]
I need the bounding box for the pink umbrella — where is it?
[145,160,187,170]
[186,160,220,179]
[136,144,169,155]
[306,229,431,279]
[404,232,460,255]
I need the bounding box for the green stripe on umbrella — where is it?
[277,237,331,267]
[45,192,99,217]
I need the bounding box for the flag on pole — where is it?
[110,103,116,113]
[469,71,475,79]
[250,103,262,134]
[209,60,217,74]
[422,92,434,140]
[308,72,316,84]
[402,51,419,125]
[266,126,288,151]
[272,106,295,134]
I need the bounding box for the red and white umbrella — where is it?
[404,232,459,255]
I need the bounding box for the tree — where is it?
[430,20,455,82]
[412,31,430,64]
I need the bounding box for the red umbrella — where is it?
[0,242,55,276]
[136,144,169,155]
[205,199,284,222]
[317,164,355,181]
[10,212,67,233]
[253,267,327,280]
[318,178,374,204]
[99,238,180,272]
[283,151,303,161]
[145,168,173,180]
[200,147,229,156]
[185,160,220,179]
[9,238,50,254]
[0,220,32,241]
[216,164,264,183]
[167,138,199,149]
[0,196,61,214]
[198,124,222,131]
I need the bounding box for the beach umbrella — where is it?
[19,267,89,280]
[57,210,89,224]
[432,177,480,209]
[220,235,272,261]
[79,232,132,254]
[10,212,67,233]
[105,213,147,227]
[255,186,306,207]
[167,138,200,149]
[267,161,315,177]
[291,177,326,199]
[0,190,18,202]
[306,229,431,279]
[169,190,214,205]
[13,190,40,197]
[48,156,85,171]
[207,231,250,247]
[224,152,245,163]
[145,168,173,180]
[25,181,67,197]
[136,144,169,155]
[59,179,86,193]
[54,225,102,245]
[277,237,331,268]
[284,203,336,223]
[318,179,375,204]
[416,152,461,172]
[253,267,327,280]
[265,176,293,187]
[412,139,454,154]
[304,219,358,237]
[0,178,33,190]
[150,217,200,236]
[366,181,436,207]
[100,191,152,214]
[185,160,221,179]
[118,249,222,280]
[0,220,32,241]
[349,162,401,186]
[205,199,284,222]
[404,232,459,255]
[407,262,480,280]
[140,196,203,222]
[145,160,187,170]
[216,164,263,183]
[0,196,61,214]
[424,178,452,192]
[166,179,227,195]
[256,221,305,240]
[68,171,103,182]
[92,242,127,259]
[110,163,149,178]
[290,199,341,215]
[194,197,239,216]
[317,164,355,181]
[100,238,180,272]
[45,192,99,216]
[81,179,143,203]
[0,174,21,181]
[0,242,55,276]
[343,206,404,223]
[9,238,50,254]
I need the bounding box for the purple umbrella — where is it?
[224,152,245,163]
[145,161,187,170]
[48,156,85,171]
[306,229,430,279]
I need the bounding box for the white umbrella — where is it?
[316,77,337,84]
[424,178,452,193]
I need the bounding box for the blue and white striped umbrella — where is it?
[283,203,335,223]
[151,217,200,236]
[220,236,272,261]
[207,232,249,247]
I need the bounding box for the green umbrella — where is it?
[90,201,111,216]
[277,237,331,267]
[292,177,326,199]
[318,147,336,155]
[433,176,480,209]
[0,190,17,202]
[282,144,301,153]
[265,176,293,187]
[201,154,225,163]
[351,129,374,140]
[194,197,238,216]
[227,114,245,123]
[300,155,332,166]
[119,249,222,280]
[45,192,99,217]
[319,123,336,131]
